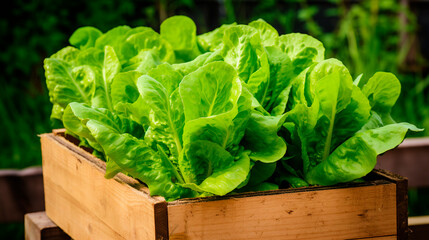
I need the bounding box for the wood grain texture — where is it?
[41,133,167,240]
[360,237,397,240]
[167,183,397,240]
[370,169,409,239]
[395,173,408,240]
[25,211,70,240]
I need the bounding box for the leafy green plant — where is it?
[288,0,429,137]
[45,16,419,200]
[227,0,429,137]
[0,0,161,169]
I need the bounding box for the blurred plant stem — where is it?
[158,0,168,22]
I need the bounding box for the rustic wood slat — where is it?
[0,167,45,222]
[167,184,397,240]
[376,137,429,188]
[24,211,70,240]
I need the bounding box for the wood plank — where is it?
[395,173,408,240]
[373,169,409,239]
[409,215,429,225]
[52,129,66,135]
[167,183,397,240]
[376,138,429,188]
[41,133,168,240]
[397,137,429,149]
[0,167,44,222]
[24,211,70,240]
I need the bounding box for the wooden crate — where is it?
[41,130,408,240]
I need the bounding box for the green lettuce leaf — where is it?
[277,33,325,73]
[121,28,175,64]
[63,102,144,153]
[136,64,184,166]
[243,111,287,163]
[122,50,160,73]
[239,182,279,192]
[264,46,294,114]
[247,161,277,187]
[306,123,422,185]
[91,46,121,111]
[160,15,201,62]
[63,102,144,179]
[172,52,223,76]
[362,72,401,125]
[180,149,251,196]
[86,119,193,201]
[221,25,262,83]
[248,19,279,46]
[179,61,241,122]
[197,23,236,52]
[94,26,152,63]
[69,26,103,50]
[44,47,94,120]
[295,60,370,172]
[110,71,149,126]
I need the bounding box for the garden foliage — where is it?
[45,16,420,200]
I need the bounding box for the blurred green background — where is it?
[1,0,429,238]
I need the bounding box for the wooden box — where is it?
[41,130,408,240]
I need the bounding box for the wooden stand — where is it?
[24,212,70,240]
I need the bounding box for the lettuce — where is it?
[45,16,421,201]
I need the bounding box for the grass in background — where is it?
[0,0,160,169]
